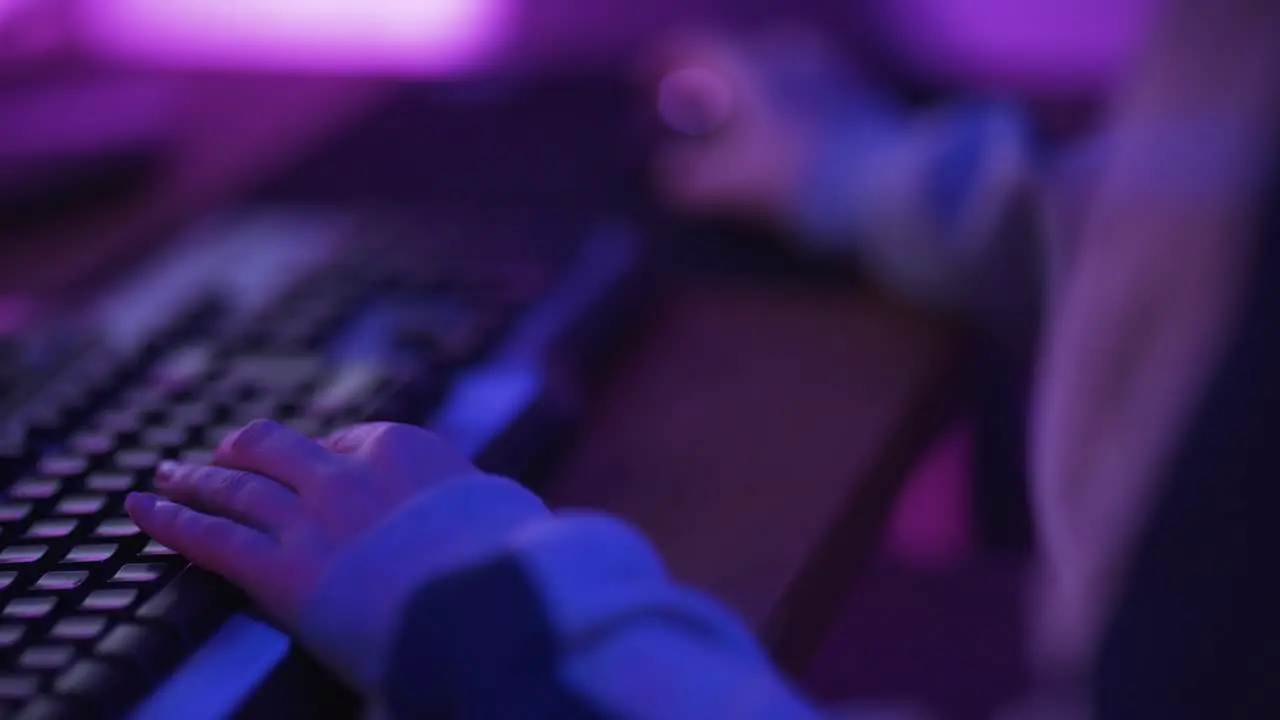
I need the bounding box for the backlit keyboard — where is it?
[0,209,641,719]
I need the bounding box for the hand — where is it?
[649,28,859,223]
[126,419,479,628]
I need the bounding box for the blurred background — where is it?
[0,0,1171,717]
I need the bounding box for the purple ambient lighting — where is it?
[75,0,511,75]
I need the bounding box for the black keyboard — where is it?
[0,209,641,719]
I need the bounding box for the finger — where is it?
[214,419,342,493]
[126,492,275,591]
[155,461,300,535]
[320,422,436,456]
[318,423,378,454]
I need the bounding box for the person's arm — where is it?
[310,492,823,719]
[125,421,842,720]
[654,31,1041,318]
[1030,0,1280,685]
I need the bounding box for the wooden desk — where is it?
[548,279,960,671]
[2,72,962,674]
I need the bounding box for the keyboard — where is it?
[0,209,642,719]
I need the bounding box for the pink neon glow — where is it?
[76,0,510,75]
[0,0,19,25]
[874,0,1157,91]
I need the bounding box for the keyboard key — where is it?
[18,645,75,671]
[169,402,214,428]
[0,546,47,564]
[54,495,106,517]
[81,589,138,612]
[35,571,89,591]
[208,375,252,403]
[54,659,136,711]
[136,568,235,647]
[68,432,117,456]
[4,597,56,619]
[117,387,169,417]
[228,356,324,391]
[231,397,283,424]
[111,563,165,583]
[63,544,116,564]
[96,623,177,673]
[140,426,189,450]
[94,409,142,435]
[13,694,81,720]
[0,572,14,590]
[9,478,60,500]
[140,540,177,557]
[50,616,108,641]
[93,518,140,539]
[178,449,214,466]
[85,473,134,493]
[0,625,24,648]
[0,674,38,700]
[114,449,160,472]
[152,346,213,388]
[37,456,87,478]
[26,519,78,539]
[312,365,384,414]
[206,425,242,446]
[0,503,32,522]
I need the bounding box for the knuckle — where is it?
[323,424,359,447]
[148,500,183,530]
[364,422,435,453]
[322,423,376,452]
[208,470,253,509]
[319,457,362,487]
[220,419,281,457]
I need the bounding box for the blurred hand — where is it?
[650,28,863,224]
[126,420,478,627]
[129,418,551,690]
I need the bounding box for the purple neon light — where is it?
[75,0,511,75]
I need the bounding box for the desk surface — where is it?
[1,72,961,673]
[548,279,959,669]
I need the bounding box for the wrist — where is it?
[299,474,549,693]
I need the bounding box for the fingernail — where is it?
[125,492,157,516]
[155,460,181,485]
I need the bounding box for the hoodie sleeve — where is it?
[378,507,823,719]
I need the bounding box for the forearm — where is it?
[1030,0,1280,677]
[380,512,822,719]
[790,99,1041,323]
[302,477,824,719]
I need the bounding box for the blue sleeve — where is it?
[379,511,822,720]
[789,100,1041,317]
